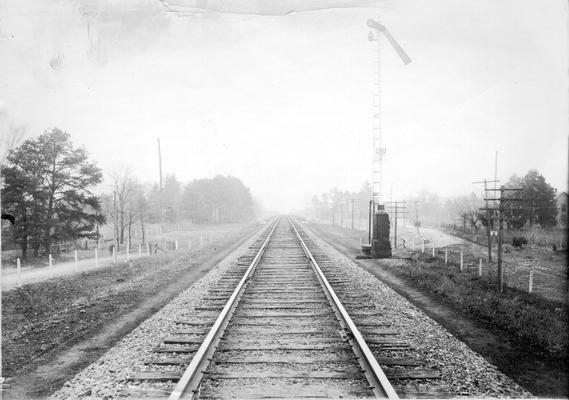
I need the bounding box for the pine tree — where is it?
[2,128,104,257]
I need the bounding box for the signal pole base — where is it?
[371,212,392,259]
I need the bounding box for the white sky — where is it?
[0,0,567,212]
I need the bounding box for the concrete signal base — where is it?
[371,212,392,258]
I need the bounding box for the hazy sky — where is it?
[1,0,567,212]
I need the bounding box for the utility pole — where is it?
[157,138,163,193]
[482,186,523,293]
[350,199,356,230]
[413,201,421,235]
[385,201,407,248]
[473,178,499,263]
[157,138,164,238]
[113,190,119,251]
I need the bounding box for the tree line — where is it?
[1,129,257,258]
[305,170,560,232]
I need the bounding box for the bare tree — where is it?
[109,167,138,245]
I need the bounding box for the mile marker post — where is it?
[74,250,78,273]
[200,234,203,250]
[126,242,130,261]
[412,238,415,251]
[528,270,534,294]
[146,242,150,256]
[95,248,99,268]
[460,250,464,272]
[432,243,435,257]
[421,239,425,254]
[49,254,53,278]
[175,240,179,250]
[138,243,142,255]
[478,258,482,277]
[112,246,117,264]
[444,249,448,264]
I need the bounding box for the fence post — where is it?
[528,270,534,294]
[444,249,448,264]
[49,254,53,278]
[432,243,435,257]
[421,239,425,254]
[95,248,98,268]
[459,251,464,272]
[146,242,150,256]
[74,250,78,273]
[17,258,21,287]
[478,258,482,277]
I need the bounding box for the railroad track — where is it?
[126,217,446,399]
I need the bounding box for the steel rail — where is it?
[168,219,280,400]
[289,217,399,399]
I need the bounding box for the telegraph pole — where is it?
[413,201,421,235]
[350,199,356,230]
[385,201,407,248]
[482,186,523,293]
[157,138,165,237]
[473,178,499,263]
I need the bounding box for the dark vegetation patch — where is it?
[393,253,568,358]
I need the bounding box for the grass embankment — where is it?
[1,223,255,379]
[2,250,193,377]
[393,253,568,358]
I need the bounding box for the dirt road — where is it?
[1,253,146,291]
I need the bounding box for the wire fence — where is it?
[409,239,567,303]
[7,233,214,289]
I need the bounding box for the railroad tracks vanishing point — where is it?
[127,217,444,398]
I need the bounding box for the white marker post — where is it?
[146,242,150,256]
[126,243,130,261]
[200,234,203,250]
[459,251,464,272]
[17,258,21,287]
[112,246,117,264]
[49,254,53,278]
[411,238,415,251]
[478,258,482,277]
[175,240,179,250]
[444,249,448,264]
[421,239,425,254]
[74,250,78,273]
[95,248,99,268]
[528,270,534,294]
[432,243,435,257]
